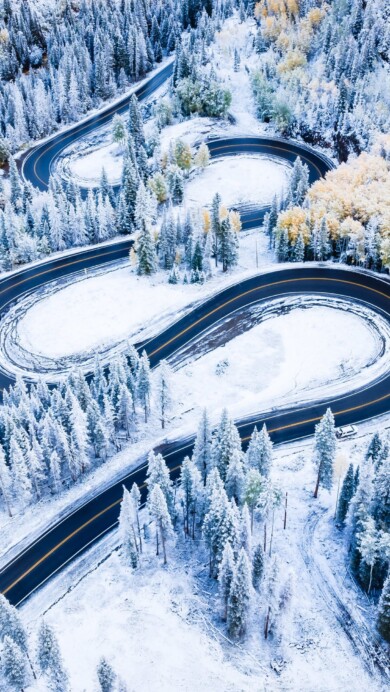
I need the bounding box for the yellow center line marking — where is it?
[2,275,389,596]
[4,375,390,595]
[30,70,170,188]
[0,244,131,299]
[148,276,390,358]
[210,142,324,178]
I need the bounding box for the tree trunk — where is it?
[160,523,167,565]
[263,523,267,552]
[368,562,374,594]
[314,463,322,498]
[136,511,142,553]
[156,528,159,556]
[264,606,271,639]
[269,510,275,558]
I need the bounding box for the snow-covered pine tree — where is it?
[336,463,355,526]
[244,468,265,531]
[36,620,69,691]
[180,455,203,538]
[211,409,242,483]
[203,485,240,577]
[137,351,152,422]
[211,192,221,266]
[241,503,252,554]
[218,542,235,621]
[130,482,142,553]
[313,408,337,498]
[155,360,173,429]
[245,424,273,477]
[193,408,213,484]
[225,448,245,505]
[112,114,127,147]
[252,543,264,591]
[0,441,13,516]
[146,451,174,518]
[0,593,28,652]
[97,657,116,692]
[119,486,139,568]
[264,556,280,639]
[227,548,252,639]
[2,636,29,691]
[136,219,157,275]
[148,483,174,564]
[128,94,145,151]
[357,515,380,593]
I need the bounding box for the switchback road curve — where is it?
[1,67,386,608]
[0,265,389,606]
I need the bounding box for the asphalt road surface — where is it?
[1,67,388,607]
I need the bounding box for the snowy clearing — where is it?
[15,265,202,360]
[68,142,124,186]
[185,155,292,209]
[173,297,390,420]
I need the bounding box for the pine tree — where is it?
[128,94,145,150]
[148,483,174,564]
[36,620,69,691]
[119,486,139,568]
[0,594,28,652]
[203,486,239,577]
[137,351,152,422]
[97,657,116,692]
[146,451,174,518]
[193,408,212,484]
[225,449,245,505]
[211,409,242,483]
[246,424,273,477]
[227,548,252,639]
[336,463,355,526]
[241,503,252,554]
[313,408,337,498]
[252,544,264,591]
[218,542,235,621]
[357,515,380,593]
[244,468,265,531]
[0,441,13,516]
[264,556,280,639]
[130,482,142,553]
[377,572,390,642]
[180,456,202,538]
[366,432,383,465]
[2,636,29,690]
[112,114,127,146]
[155,360,173,429]
[211,192,221,266]
[136,222,157,275]
[293,232,305,262]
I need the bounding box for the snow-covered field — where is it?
[20,424,389,691]
[185,155,291,209]
[173,297,390,419]
[69,142,124,186]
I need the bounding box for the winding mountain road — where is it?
[0,65,389,610]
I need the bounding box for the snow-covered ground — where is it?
[173,297,390,420]
[185,155,291,209]
[69,142,124,186]
[20,422,390,691]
